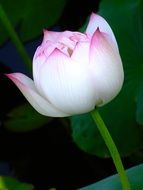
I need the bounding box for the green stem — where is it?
[91,109,131,190]
[0,4,31,71]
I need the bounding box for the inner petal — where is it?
[56,32,88,56]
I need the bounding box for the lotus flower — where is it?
[6,13,124,117]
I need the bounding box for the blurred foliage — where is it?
[4,103,51,132]
[71,0,143,157]
[0,0,66,44]
[0,176,33,190]
[71,114,109,157]
[81,164,143,190]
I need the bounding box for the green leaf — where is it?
[98,0,143,154]
[0,176,33,190]
[71,0,143,157]
[71,91,143,157]
[0,0,22,44]
[19,0,66,41]
[0,0,66,44]
[80,164,143,190]
[136,83,143,125]
[71,114,109,157]
[99,0,143,124]
[4,103,50,132]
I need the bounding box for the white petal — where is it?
[39,49,100,115]
[86,13,118,50]
[89,29,124,105]
[71,41,90,66]
[33,42,56,97]
[6,73,69,117]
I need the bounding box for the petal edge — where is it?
[6,73,69,117]
[86,13,118,50]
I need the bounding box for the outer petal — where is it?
[39,49,100,115]
[89,29,124,106]
[33,30,82,89]
[86,13,118,50]
[33,43,56,96]
[71,41,90,66]
[6,73,69,117]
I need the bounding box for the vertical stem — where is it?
[0,4,31,71]
[91,109,131,190]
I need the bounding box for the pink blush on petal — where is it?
[36,30,89,59]
[56,32,88,57]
